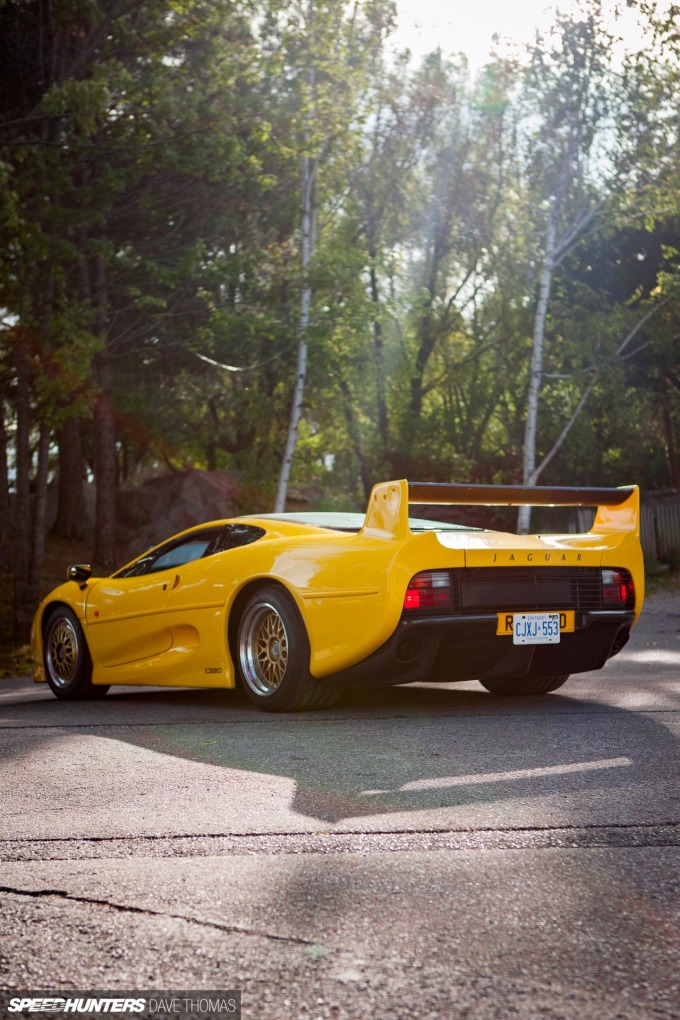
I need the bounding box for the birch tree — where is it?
[275,59,319,512]
[270,0,396,512]
[517,8,622,532]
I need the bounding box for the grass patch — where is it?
[0,643,33,679]
[645,563,680,596]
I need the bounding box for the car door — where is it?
[85,573,172,668]
[163,524,267,678]
[84,530,221,669]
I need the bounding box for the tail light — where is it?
[404,570,453,612]
[601,569,635,609]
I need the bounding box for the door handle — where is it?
[172,574,181,590]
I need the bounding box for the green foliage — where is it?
[0,0,678,520]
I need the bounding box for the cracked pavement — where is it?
[1,593,678,1019]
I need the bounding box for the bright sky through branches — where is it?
[393,0,651,68]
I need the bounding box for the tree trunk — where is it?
[369,259,389,453]
[29,423,51,596]
[407,171,452,422]
[339,376,372,502]
[93,393,117,569]
[0,399,11,572]
[517,209,558,535]
[13,331,33,642]
[275,141,317,512]
[53,416,85,539]
[409,310,436,421]
[663,390,679,490]
[93,252,117,569]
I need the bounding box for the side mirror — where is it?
[67,564,92,584]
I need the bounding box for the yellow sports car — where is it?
[30,479,644,711]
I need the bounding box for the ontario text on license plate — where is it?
[509,612,560,645]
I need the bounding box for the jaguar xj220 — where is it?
[31,479,643,711]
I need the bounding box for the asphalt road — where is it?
[1,593,678,1020]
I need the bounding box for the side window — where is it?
[210,524,266,553]
[113,524,265,578]
[119,554,156,578]
[115,530,220,578]
[149,538,212,573]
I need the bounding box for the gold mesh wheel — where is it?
[45,616,79,688]
[43,606,106,700]
[235,586,338,711]
[239,601,289,696]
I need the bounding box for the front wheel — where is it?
[43,606,109,700]
[480,673,570,696]
[236,586,341,712]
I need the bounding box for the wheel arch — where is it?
[35,599,88,679]
[40,599,83,639]
[227,576,341,711]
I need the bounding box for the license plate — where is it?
[496,611,575,645]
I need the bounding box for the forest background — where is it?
[0,0,678,641]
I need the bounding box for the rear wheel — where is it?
[44,607,109,700]
[480,673,569,696]
[236,586,341,712]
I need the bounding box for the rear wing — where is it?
[361,479,640,539]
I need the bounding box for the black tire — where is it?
[43,606,109,701]
[236,586,341,712]
[480,673,570,696]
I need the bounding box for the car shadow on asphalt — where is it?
[2,676,677,827]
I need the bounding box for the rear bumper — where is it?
[323,611,636,688]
